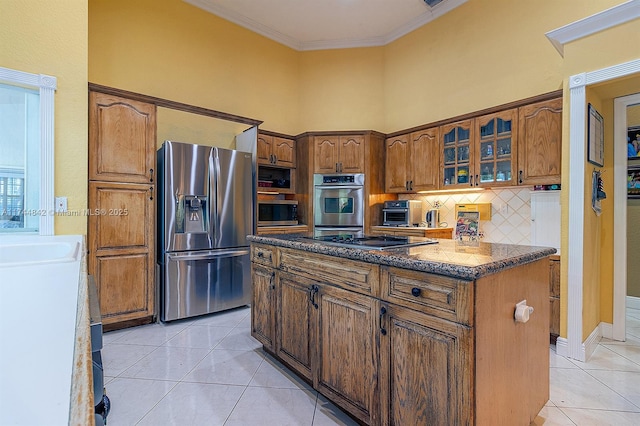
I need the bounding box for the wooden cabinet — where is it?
[379,304,472,426]
[256,225,309,235]
[251,242,550,425]
[441,110,518,189]
[549,255,561,339]
[473,109,518,188]
[313,135,365,173]
[88,91,156,329]
[385,127,439,193]
[257,133,296,168]
[88,181,155,325]
[251,264,276,351]
[315,283,378,424]
[441,119,475,189]
[89,92,156,183]
[518,98,563,185]
[276,272,315,381]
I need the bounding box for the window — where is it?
[0,67,56,235]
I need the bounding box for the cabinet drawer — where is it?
[279,248,379,296]
[251,244,277,267]
[381,266,472,325]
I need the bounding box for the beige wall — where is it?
[89,0,300,135]
[0,0,88,235]
[298,47,385,132]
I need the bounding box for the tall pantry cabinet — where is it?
[88,90,156,330]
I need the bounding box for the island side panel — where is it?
[474,258,550,425]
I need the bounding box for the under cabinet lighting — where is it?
[417,188,486,195]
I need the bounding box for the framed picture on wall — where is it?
[588,103,604,167]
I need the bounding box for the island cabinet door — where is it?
[251,264,276,351]
[314,285,378,425]
[378,304,473,426]
[276,272,315,381]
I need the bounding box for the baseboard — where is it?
[555,323,603,362]
[555,336,568,357]
[600,321,613,340]
[627,296,640,310]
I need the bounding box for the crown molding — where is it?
[185,0,467,51]
[546,0,640,57]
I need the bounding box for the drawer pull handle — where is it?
[257,252,264,258]
[411,287,422,297]
[309,285,319,309]
[379,306,387,335]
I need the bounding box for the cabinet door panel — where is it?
[410,128,439,191]
[440,120,474,189]
[256,134,273,165]
[475,109,518,187]
[385,135,410,193]
[251,265,276,350]
[314,136,340,173]
[380,306,472,426]
[339,136,365,173]
[518,98,562,185]
[95,253,153,324]
[276,273,314,380]
[89,182,152,252]
[273,136,296,167]
[316,286,377,424]
[89,92,156,183]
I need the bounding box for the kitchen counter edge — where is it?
[247,234,557,280]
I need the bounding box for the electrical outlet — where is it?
[500,204,509,214]
[55,196,68,213]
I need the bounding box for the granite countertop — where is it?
[247,233,557,280]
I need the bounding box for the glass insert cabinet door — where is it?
[473,109,518,187]
[441,119,474,188]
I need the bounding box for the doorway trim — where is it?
[613,93,640,341]
[565,59,640,361]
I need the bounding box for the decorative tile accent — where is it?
[411,188,541,245]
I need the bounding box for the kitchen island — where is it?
[248,233,555,426]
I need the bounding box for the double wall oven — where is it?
[313,173,364,236]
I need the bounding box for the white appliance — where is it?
[530,190,561,251]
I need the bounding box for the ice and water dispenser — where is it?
[175,195,208,234]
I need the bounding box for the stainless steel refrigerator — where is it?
[157,141,253,322]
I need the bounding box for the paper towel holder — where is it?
[514,299,534,323]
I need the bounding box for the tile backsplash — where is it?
[401,188,547,246]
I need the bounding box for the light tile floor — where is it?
[103,306,640,425]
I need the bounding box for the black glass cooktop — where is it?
[306,234,438,250]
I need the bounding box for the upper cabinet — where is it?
[313,135,365,173]
[89,92,156,184]
[441,119,475,189]
[473,109,518,188]
[437,94,562,190]
[386,127,439,193]
[257,133,296,168]
[518,98,562,185]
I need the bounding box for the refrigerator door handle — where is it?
[167,249,249,261]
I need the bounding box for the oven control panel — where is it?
[314,173,365,186]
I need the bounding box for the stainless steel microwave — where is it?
[257,200,298,226]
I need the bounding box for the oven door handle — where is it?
[167,249,249,261]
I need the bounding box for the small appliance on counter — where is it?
[382,200,422,226]
[426,209,440,228]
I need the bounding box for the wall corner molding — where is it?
[546,0,640,57]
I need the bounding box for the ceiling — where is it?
[184,0,467,51]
